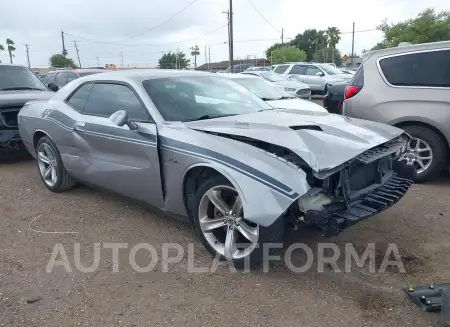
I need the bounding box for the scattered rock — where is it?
[114,311,123,316]
[26,296,42,304]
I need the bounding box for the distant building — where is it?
[196,58,271,72]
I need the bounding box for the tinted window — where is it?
[66,83,94,112]
[56,72,77,85]
[289,65,306,75]
[379,50,450,87]
[84,83,150,121]
[349,65,364,87]
[306,66,322,76]
[274,65,289,74]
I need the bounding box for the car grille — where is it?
[356,135,406,164]
[296,89,311,96]
[333,174,413,226]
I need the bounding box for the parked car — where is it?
[219,73,321,111]
[18,70,415,266]
[44,68,107,91]
[223,63,252,74]
[323,80,348,114]
[272,62,352,94]
[243,66,273,72]
[339,68,355,75]
[343,40,450,182]
[241,71,311,99]
[0,64,53,152]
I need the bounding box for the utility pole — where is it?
[281,28,284,45]
[120,52,124,67]
[229,0,234,72]
[96,57,99,67]
[222,10,231,71]
[204,45,207,71]
[73,40,81,68]
[61,31,66,59]
[351,22,355,66]
[208,46,211,71]
[24,44,31,68]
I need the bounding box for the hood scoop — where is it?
[289,125,322,131]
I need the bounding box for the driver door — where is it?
[69,82,165,209]
[305,65,325,91]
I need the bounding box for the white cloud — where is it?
[0,0,447,68]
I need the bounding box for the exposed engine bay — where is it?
[217,132,415,236]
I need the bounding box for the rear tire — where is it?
[400,126,447,182]
[36,136,76,192]
[191,175,284,269]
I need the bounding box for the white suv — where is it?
[272,62,352,94]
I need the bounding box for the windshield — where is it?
[259,72,286,82]
[231,77,290,100]
[0,65,47,90]
[142,76,272,121]
[320,64,344,75]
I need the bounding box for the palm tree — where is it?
[326,27,341,64]
[6,39,16,64]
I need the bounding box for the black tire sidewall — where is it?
[36,136,66,192]
[403,126,447,182]
[191,175,284,268]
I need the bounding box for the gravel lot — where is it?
[1,150,450,326]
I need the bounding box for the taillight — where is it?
[344,86,360,100]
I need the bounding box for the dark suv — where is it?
[0,64,53,152]
[44,68,107,91]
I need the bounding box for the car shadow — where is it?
[0,150,33,164]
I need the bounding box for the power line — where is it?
[246,0,281,33]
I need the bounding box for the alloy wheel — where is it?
[37,143,58,187]
[399,137,433,175]
[198,185,259,260]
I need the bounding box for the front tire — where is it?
[399,126,447,182]
[36,136,76,192]
[191,175,284,269]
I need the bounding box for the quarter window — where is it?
[66,83,94,112]
[379,49,450,87]
[84,83,150,121]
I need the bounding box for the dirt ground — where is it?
[1,153,450,327]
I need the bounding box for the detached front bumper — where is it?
[304,161,415,236]
[0,129,21,150]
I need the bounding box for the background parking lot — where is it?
[1,153,450,327]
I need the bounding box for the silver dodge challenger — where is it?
[18,70,416,266]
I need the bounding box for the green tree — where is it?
[270,46,307,64]
[6,39,16,64]
[312,47,342,65]
[290,29,329,61]
[158,51,190,69]
[371,8,450,50]
[325,27,341,64]
[49,54,77,68]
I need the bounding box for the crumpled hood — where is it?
[0,90,53,107]
[184,109,405,172]
[266,98,327,113]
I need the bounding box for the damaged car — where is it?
[1,64,53,152]
[18,70,416,267]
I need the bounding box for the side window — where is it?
[84,83,151,121]
[44,73,55,83]
[379,49,450,87]
[66,83,94,112]
[56,72,77,86]
[306,66,322,76]
[289,65,306,75]
[274,65,289,74]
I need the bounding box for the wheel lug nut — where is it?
[223,219,227,224]
[229,225,234,230]
[225,212,229,216]
[232,213,236,217]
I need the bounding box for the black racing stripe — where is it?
[160,136,296,195]
[83,123,157,144]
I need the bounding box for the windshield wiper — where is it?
[0,87,45,91]
[276,96,295,100]
[183,113,237,122]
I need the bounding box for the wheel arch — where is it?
[182,163,244,222]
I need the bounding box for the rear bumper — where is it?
[305,161,415,236]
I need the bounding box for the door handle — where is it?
[75,121,86,128]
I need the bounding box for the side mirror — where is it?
[316,72,325,77]
[109,110,138,131]
[48,83,59,92]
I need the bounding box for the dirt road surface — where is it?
[1,155,450,327]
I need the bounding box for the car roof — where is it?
[363,40,450,60]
